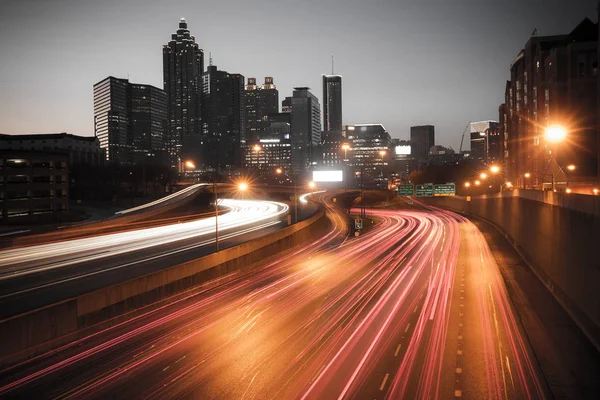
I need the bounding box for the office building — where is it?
[163,18,204,170]
[282,97,292,113]
[322,75,342,133]
[469,121,500,164]
[290,87,321,175]
[131,84,168,164]
[244,113,291,178]
[410,125,435,162]
[93,76,130,164]
[202,65,245,170]
[391,139,417,178]
[1,152,69,222]
[0,133,103,166]
[505,18,599,185]
[345,124,392,188]
[244,77,279,143]
[93,77,167,166]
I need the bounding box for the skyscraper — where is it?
[410,125,435,162]
[203,65,245,170]
[93,76,130,164]
[163,18,204,170]
[130,84,168,164]
[244,77,279,143]
[290,87,321,175]
[322,75,342,133]
[93,77,168,165]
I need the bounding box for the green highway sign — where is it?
[434,183,456,196]
[415,184,434,197]
[397,183,414,196]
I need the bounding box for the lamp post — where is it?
[379,150,387,189]
[213,144,220,252]
[543,125,567,191]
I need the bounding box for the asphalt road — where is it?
[0,196,551,399]
[0,198,317,319]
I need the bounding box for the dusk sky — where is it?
[0,0,597,150]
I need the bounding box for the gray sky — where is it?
[0,0,597,150]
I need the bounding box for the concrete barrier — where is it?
[424,191,600,350]
[0,206,329,367]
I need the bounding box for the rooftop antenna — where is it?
[331,54,334,75]
[531,28,538,37]
[209,52,213,66]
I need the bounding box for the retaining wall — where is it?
[424,191,600,349]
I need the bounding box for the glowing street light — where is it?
[567,164,576,171]
[308,181,316,189]
[480,172,488,179]
[566,188,572,194]
[594,188,599,195]
[545,125,567,142]
[379,150,387,157]
[253,144,262,152]
[464,182,471,188]
[524,172,531,178]
[490,165,500,174]
[475,180,481,186]
[238,182,248,191]
[506,182,513,188]
[275,168,283,174]
[185,161,195,169]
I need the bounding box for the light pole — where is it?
[214,144,219,252]
[543,125,567,191]
[342,144,351,192]
[379,150,387,189]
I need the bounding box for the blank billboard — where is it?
[313,170,343,182]
[395,145,411,155]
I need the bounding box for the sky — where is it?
[0,0,597,150]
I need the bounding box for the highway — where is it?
[0,199,290,319]
[0,197,551,399]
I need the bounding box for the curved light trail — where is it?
[0,199,288,279]
[115,183,207,215]
[0,197,548,399]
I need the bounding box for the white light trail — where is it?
[0,199,289,279]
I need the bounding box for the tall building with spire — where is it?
[163,18,204,170]
[322,74,342,133]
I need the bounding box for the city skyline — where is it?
[0,0,597,150]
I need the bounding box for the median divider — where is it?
[0,205,329,367]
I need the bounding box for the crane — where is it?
[459,122,471,154]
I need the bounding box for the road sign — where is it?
[397,183,414,196]
[434,183,456,196]
[415,184,434,197]
[355,218,363,230]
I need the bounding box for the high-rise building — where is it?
[290,87,321,175]
[410,125,435,162]
[469,121,500,164]
[202,65,245,170]
[131,84,168,164]
[505,18,598,185]
[244,113,292,178]
[282,97,292,113]
[345,124,392,188]
[163,18,204,170]
[93,77,167,166]
[322,75,342,133]
[93,76,130,164]
[244,77,279,143]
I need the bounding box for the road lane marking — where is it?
[379,373,390,391]
[394,344,402,356]
[455,389,462,397]
[413,306,418,313]
[456,368,462,373]
[457,350,463,355]
[404,323,411,333]
[458,335,462,340]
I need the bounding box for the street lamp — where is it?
[185,161,195,169]
[308,181,316,189]
[545,125,567,142]
[567,164,576,171]
[475,180,481,186]
[238,182,248,191]
[275,168,282,175]
[480,172,488,180]
[490,165,500,174]
[464,182,471,188]
[341,144,350,160]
